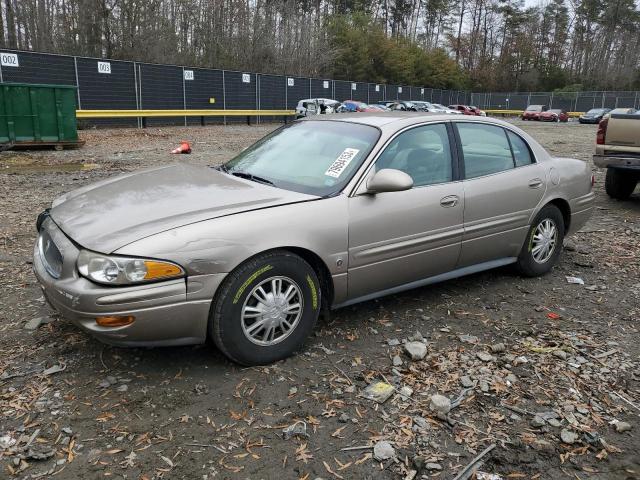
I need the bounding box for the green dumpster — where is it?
[0,82,81,148]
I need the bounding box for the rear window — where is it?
[506,131,534,167]
[457,123,514,178]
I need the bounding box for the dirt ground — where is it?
[1,118,638,480]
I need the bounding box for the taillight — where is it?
[596,117,608,144]
[591,174,595,189]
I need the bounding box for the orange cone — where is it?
[171,141,191,154]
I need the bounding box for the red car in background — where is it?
[522,105,548,120]
[468,105,487,116]
[538,109,569,122]
[449,104,476,115]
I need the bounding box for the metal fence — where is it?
[470,91,640,112]
[0,49,469,126]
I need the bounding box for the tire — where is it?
[209,250,321,365]
[516,204,565,277]
[605,168,637,200]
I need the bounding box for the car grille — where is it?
[38,229,63,278]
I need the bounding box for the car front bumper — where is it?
[33,218,223,347]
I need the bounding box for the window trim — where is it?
[452,121,537,180]
[349,121,460,195]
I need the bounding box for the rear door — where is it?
[454,122,546,267]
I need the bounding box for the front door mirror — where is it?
[366,169,413,194]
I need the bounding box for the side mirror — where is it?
[366,169,413,194]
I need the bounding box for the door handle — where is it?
[440,195,459,208]
[528,178,543,189]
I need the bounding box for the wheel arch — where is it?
[545,197,571,234]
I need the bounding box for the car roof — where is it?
[298,112,513,129]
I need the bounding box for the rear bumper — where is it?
[33,218,224,347]
[593,155,640,169]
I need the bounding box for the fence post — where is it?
[222,70,227,125]
[635,91,639,109]
[527,93,531,107]
[601,91,605,108]
[133,62,141,128]
[549,91,554,109]
[309,79,312,98]
[256,74,259,125]
[182,66,187,127]
[73,57,82,110]
[575,92,579,113]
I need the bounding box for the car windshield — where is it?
[222,120,380,196]
[549,109,562,114]
[526,105,543,112]
[586,109,606,115]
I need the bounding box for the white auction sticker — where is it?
[325,148,360,178]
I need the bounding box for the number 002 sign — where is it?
[1,53,19,67]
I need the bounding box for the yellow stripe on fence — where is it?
[76,109,295,118]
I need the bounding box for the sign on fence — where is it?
[0,53,19,67]
[184,70,194,81]
[97,61,111,74]
[242,73,251,83]
[287,78,294,87]
[323,81,329,89]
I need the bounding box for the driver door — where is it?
[347,123,464,300]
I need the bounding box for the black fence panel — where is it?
[310,79,332,99]
[0,51,76,87]
[334,80,351,102]
[184,67,224,125]
[387,85,400,101]
[285,76,309,109]
[368,84,383,104]
[258,74,286,123]
[398,86,411,101]
[76,57,138,127]
[224,71,257,123]
[138,63,184,126]
[353,82,367,102]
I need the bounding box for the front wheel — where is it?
[209,250,321,365]
[605,168,637,200]
[516,205,565,277]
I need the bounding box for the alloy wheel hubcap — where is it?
[241,276,303,346]
[531,219,557,264]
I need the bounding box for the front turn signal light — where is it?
[96,315,135,327]
[144,261,183,280]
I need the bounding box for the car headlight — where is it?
[77,250,185,285]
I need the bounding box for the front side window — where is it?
[223,120,380,196]
[375,123,453,187]
[457,123,514,179]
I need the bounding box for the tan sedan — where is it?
[34,114,595,365]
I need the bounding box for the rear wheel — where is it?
[516,205,565,277]
[605,168,637,200]
[209,250,321,365]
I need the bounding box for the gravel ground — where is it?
[1,119,639,480]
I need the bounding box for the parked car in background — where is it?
[295,98,340,118]
[539,109,569,123]
[432,103,463,114]
[593,110,640,199]
[579,108,611,124]
[521,105,549,120]
[367,104,391,112]
[389,101,419,111]
[468,106,487,116]
[606,108,637,116]
[410,101,440,112]
[449,104,476,115]
[34,113,594,365]
[341,100,378,113]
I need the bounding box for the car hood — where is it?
[50,164,317,253]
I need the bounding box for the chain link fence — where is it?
[0,49,469,126]
[470,91,640,112]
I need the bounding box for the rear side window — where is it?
[457,123,514,179]
[506,131,534,167]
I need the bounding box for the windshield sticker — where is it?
[325,148,360,178]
